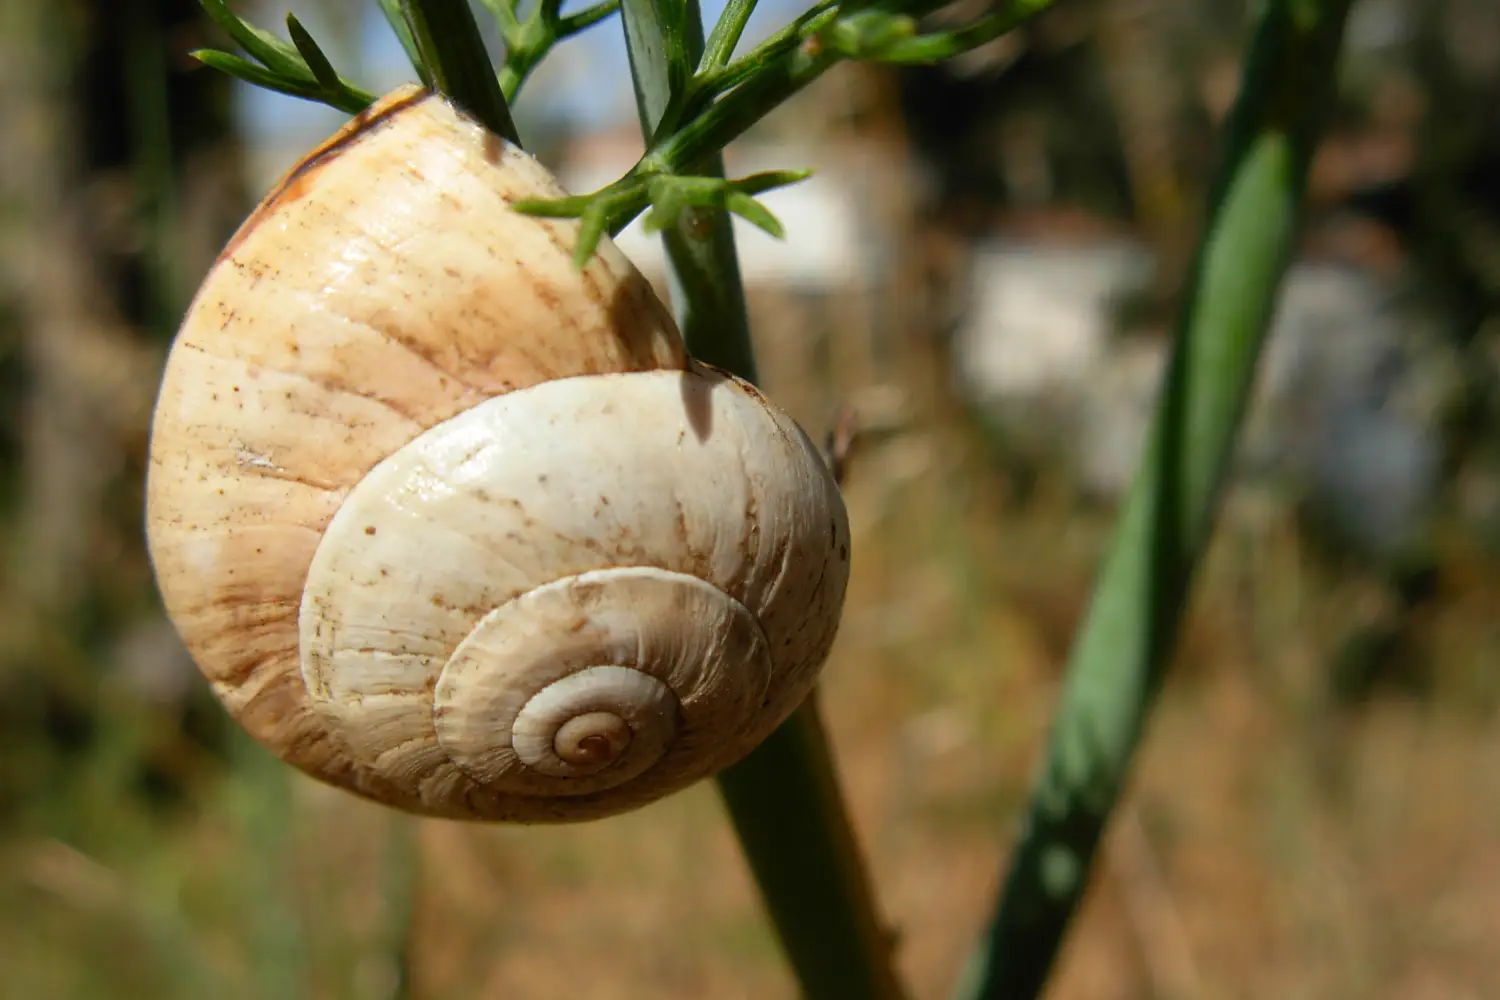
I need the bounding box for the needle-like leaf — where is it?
[731,167,813,195]
[198,0,309,79]
[724,191,784,238]
[190,49,372,114]
[285,13,341,91]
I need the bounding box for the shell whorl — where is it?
[295,365,845,819]
[145,85,851,823]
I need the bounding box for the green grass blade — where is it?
[956,2,1355,998]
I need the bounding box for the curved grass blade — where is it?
[955,2,1357,997]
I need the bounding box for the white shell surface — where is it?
[433,567,769,797]
[297,363,849,820]
[509,665,675,776]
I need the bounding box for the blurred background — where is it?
[3,0,1500,997]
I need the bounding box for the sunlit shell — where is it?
[145,85,851,822]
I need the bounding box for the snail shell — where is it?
[145,85,851,822]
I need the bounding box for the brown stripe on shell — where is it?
[215,85,434,266]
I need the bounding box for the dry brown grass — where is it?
[3,286,1499,1000]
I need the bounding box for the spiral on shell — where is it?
[144,84,851,822]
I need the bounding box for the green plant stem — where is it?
[868,0,1051,64]
[490,0,624,101]
[498,47,542,102]
[401,0,519,144]
[650,40,837,175]
[718,696,907,1000]
[955,3,1354,999]
[700,0,759,73]
[648,0,1056,177]
[690,0,837,97]
[620,1,904,997]
[515,0,1058,248]
[560,0,621,34]
[621,0,756,376]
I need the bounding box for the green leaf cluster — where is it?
[192,0,621,115]
[193,0,377,114]
[483,0,622,99]
[513,168,811,267]
[191,0,1052,263]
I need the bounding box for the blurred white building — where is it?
[951,234,1460,561]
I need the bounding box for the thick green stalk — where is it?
[956,3,1354,998]
[619,1,904,996]
[401,0,519,144]
[718,696,906,1000]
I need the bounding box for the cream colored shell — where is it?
[144,85,851,822]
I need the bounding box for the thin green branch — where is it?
[402,0,519,144]
[843,0,1050,64]
[498,48,544,101]
[192,0,376,114]
[954,2,1355,998]
[640,170,810,237]
[660,0,1054,168]
[190,49,374,114]
[513,0,1059,275]
[649,34,838,175]
[700,0,760,73]
[689,0,838,101]
[479,0,515,32]
[199,0,306,77]
[559,0,619,34]
[492,0,623,101]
